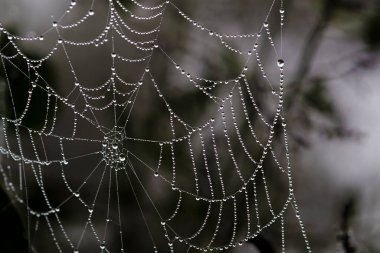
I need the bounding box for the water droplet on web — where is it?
[277,59,285,68]
[89,10,95,16]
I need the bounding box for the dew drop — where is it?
[277,59,285,68]
[119,155,126,162]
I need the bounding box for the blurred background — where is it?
[1,0,380,252]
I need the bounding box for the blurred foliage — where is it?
[361,3,380,51]
[303,77,334,116]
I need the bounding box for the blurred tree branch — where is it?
[284,0,363,146]
[289,0,370,102]
[295,1,334,83]
[337,196,357,253]
[288,0,338,105]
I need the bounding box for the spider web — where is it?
[0,0,311,252]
